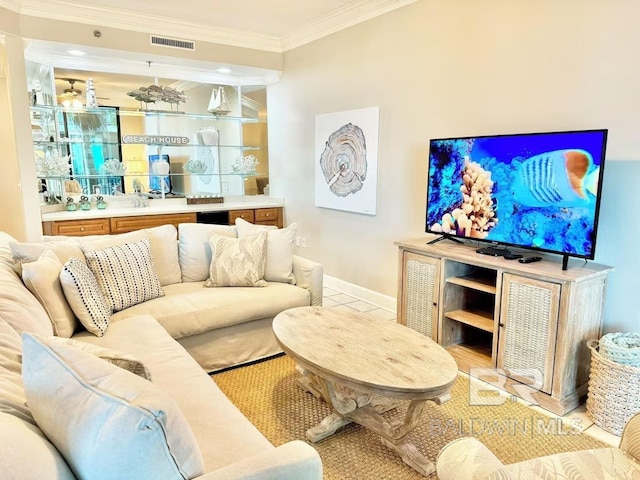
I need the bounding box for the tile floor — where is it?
[322,286,621,448]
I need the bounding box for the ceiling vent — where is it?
[150,35,195,51]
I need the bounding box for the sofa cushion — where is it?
[178,223,237,282]
[48,336,152,380]
[72,314,275,471]
[78,224,181,287]
[9,240,85,276]
[59,257,111,337]
[21,250,77,338]
[21,332,205,480]
[0,232,17,269]
[85,238,164,312]
[0,412,75,480]
[0,317,34,425]
[205,232,268,287]
[0,321,74,479]
[236,218,297,284]
[0,263,53,336]
[110,281,312,339]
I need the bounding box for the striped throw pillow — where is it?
[84,238,164,312]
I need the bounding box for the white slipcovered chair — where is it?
[436,412,640,479]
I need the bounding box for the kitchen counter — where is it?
[41,196,284,222]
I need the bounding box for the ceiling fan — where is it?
[56,77,84,96]
[55,77,110,106]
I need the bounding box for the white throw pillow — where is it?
[84,238,164,312]
[205,232,268,287]
[178,223,238,282]
[21,333,205,480]
[59,257,111,337]
[48,336,152,380]
[235,218,298,284]
[9,240,85,276]
[21,250,77,337]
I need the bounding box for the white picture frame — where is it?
[314,106,379,215]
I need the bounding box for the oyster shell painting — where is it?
[319,123,367,197]
[314,107,379,215]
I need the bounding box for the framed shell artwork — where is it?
[314,106,379,215]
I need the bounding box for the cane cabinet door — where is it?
[498,273,560,394]
[398,251,440,341]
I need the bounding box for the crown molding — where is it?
[281,0,419,51]
[6,0,284,52]
[241,95,263,113]
[2,0,417,53]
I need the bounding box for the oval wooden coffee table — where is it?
[272,306,458,476]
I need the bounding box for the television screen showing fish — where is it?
[426,129,608,259]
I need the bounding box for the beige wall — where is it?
[267,0,640,303]
[0,34,41,240]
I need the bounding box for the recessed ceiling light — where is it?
[216,68,232,74]
[66,49,87,56]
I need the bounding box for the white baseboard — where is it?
[323,274,396,313]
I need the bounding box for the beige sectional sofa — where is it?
[0,223,324,480]
[10,221,323,372]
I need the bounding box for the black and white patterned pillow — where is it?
[59,257,111,337]
[84,238,164,312]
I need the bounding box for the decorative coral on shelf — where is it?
[100,158,126,176]
[430,157,498,238]
[183,159,209,175]
[34,151,70,177]
[231,154,259,175]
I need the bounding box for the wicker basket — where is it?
[586,339,640,435]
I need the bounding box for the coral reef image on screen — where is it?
[426,130,607,257]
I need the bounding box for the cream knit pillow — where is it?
[48,336,152,380]
[205,232,268,287]
[235,218,297,284]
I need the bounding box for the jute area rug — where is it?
[213,355,607,480]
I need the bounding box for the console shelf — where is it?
[446,275,496,294]
[444,309,494,332]
[395,237,613,415]
[446,343,493,370]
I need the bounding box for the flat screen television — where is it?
[426,129,608,267]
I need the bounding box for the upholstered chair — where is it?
[436,412,640,479]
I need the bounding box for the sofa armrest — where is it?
[436,437,511,480]
[192,440,322,480]
[292,255,323,306]
[620,412,640,462]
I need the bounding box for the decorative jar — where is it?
[79,195,91,210]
